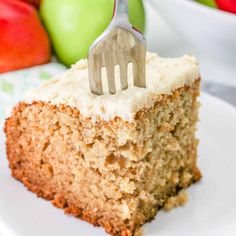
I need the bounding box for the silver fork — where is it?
[88,0,146,95]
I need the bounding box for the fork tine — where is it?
[119,59,128,90]
[88,53,103,95]
[133,44,146,88]
[133,61,145,88]
[106,66,116,94]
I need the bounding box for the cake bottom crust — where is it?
[10,167,200,236]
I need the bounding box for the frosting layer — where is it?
[25,52,200,121]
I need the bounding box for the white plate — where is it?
[0,92,236,236]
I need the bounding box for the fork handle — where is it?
[114,0,129,20]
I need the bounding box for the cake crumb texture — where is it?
[5,79,201,236]
[164,191,188,211]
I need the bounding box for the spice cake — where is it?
[4,52,201,236]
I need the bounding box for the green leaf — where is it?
[39,71,52,80]
[0,79,14,94]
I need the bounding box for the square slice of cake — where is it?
[4,52,201,236]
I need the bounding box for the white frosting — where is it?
[25,52,199,121]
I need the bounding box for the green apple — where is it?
[195,0,217,8]
[40,0,145,66]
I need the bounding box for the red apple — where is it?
[0,0,51,73]
[20,0,41,8]
[215,0,236,14]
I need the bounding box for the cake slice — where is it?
[4,52,201,236]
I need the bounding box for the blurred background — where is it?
[0,0,236,120]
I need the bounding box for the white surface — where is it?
[1,92,236,236]
[147,0,236,87]
[25,53,199,121]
